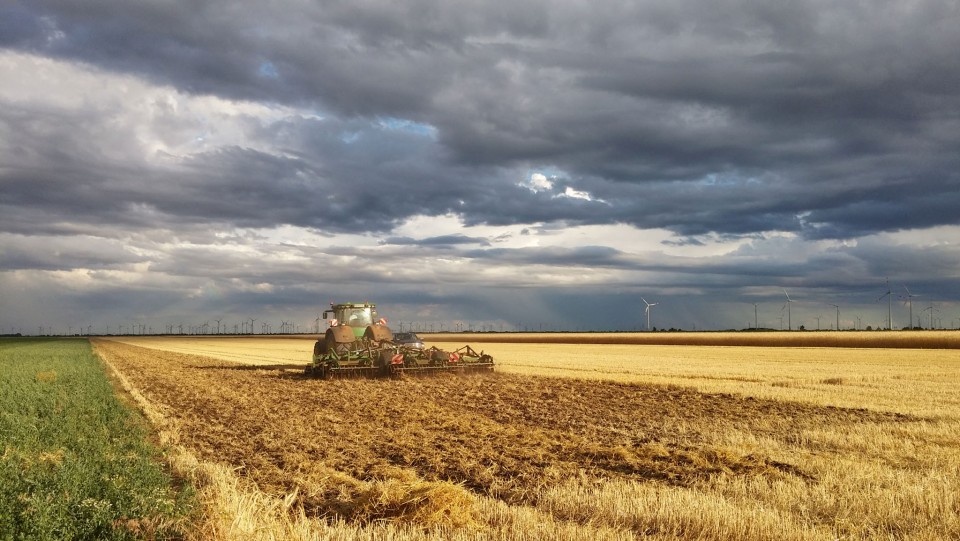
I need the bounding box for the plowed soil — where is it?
[93,339,914,520]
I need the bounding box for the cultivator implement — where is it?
[305,341,494,379]
[391,344,494,375]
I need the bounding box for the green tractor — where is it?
[320,301,394,348]
[305,301,494,378]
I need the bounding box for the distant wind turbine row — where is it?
[641,280,934,332]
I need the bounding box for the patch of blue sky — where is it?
[258,61,279,79]
[525,166,567,181]
[376,117,437,138]
[297,109,326,121]
[340,131,362,144]
[696,173,745,186]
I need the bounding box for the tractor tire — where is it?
[364,325,393,342]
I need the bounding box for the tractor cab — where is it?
[323,302,390,340]
[328,305,378,329]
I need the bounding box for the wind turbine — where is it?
[641,297,658,331]
[783,290,794,331]
[829,304,840,331]
[901,286,919,330]
[753,303,759,330]
[877,279,892,330]
[921,304,938,330]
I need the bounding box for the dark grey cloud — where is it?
[381,235,490,247]
[4,0,960,240]
[0,234,145,271]
[462,245,625,268]
[2,0,960,332]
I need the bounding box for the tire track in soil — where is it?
[93,339,917,516]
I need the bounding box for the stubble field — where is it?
[94,334,960,540]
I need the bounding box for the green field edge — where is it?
[0,337,197,540]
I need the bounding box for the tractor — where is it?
[305,302,494,378]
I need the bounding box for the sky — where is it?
[1,0,959,335]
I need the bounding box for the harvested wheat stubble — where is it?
[93,340,917,527]
[424,331,960,349]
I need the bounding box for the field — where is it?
[108,333,960,415]
[0,338,194,540]
[94,334,960,540]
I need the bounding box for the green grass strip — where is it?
[0,338,194,540]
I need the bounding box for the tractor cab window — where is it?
[343,307,373,327]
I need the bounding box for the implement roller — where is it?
[304,302,494,378]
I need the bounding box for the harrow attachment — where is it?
[305,340,494,379]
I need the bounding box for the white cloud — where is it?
[521,172,554,193]
[558,186,603,202]
[0,50,299,166]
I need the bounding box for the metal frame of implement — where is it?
[305,341,494,379]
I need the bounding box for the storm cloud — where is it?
[1,0,959,332]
